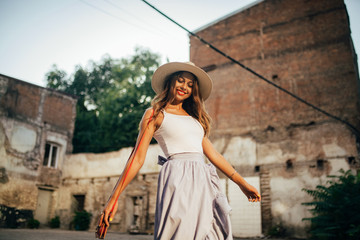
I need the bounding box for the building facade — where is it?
[1,0,359,238]
[58,1,359,237]
[0,74,77,227]
[190,0,359,237]
[56,144,164,232]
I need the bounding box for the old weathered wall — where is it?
[213,120,357,236]
[0,74,77,227]
[56,144,163,231]
[191,0,358,134]
[56,122,358,236]
[190,0,359,238]
[0,75,77,153]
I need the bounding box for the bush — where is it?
[28,219,40,229]
[73,210,92,231]
[267,224,286,237]
[49,216,60,228]
[302,169,360,240]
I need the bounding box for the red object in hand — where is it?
[95,110,154,239]
[95,213,109,239]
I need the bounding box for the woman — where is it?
[99,62,261,240]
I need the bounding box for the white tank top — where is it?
[153,110,204,158]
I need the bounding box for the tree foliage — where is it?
[45,48,161,153]
[302,169,360,240]
[73,210,92,231]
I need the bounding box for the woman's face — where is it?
[172,72,195,103]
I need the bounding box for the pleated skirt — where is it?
[154,152,233,240]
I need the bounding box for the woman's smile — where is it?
[176,89,186,96]
[172,72,195,103]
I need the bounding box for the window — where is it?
[317,159,324,170]
[73,195,85,212]
[43,142,60,168]
[286,159,293,170]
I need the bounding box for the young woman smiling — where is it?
[98,62,261,240]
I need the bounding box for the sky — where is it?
[0,0,359,87]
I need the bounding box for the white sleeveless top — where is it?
[153,111,204,158]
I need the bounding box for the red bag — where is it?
[95,214,108,239]
[95,110,154,239]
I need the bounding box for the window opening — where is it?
[286,159,293,170]
[43,142,60,168]
[348,156,355,165]
[316,159,324,170]
[73,194,85,212]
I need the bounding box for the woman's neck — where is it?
[166,102,183,110]
[165,103,189,116]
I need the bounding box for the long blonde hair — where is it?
[151,71,211,136]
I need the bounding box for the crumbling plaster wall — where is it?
[56,144,163,231]
[0,74,77,218]
[211,120,357,237]
[0,116,40,210]
[57,119,358,235]
[62,143,163,179]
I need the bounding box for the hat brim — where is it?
[151,62,213,100]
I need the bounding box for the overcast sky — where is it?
[0,0,359,87]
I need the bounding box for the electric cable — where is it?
[102,0,186,42]
[79,0,156,35]
[141,0,360,137]
[103,0,166,34]
[79,0,184,42]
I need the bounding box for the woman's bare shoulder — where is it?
[144,107,154,117]
[143,107,164,129]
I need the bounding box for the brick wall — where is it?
[190,0,359,236]
[190,0,359,137]
[0,75,77,138]
[42,92,75,131]
[1,78,41,120]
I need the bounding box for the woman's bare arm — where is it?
[202,137,261,202]
[101,108,159,226]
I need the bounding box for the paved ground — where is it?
[1,229,151,240]
[0,229,288,240]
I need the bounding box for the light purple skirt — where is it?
[154,152,233,240]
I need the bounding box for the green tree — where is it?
[45,48,160,153]
[302,169,360,240]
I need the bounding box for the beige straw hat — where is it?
[151,62,213,100]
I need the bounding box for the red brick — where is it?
[190,0,359,134]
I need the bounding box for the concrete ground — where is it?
[0,228,290,240]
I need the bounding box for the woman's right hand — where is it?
[100,199,118,227]
[239,183,261,202]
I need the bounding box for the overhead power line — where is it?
[141,0,360,137]
[80,0,185,42]
[103,0,170,37]
[79,0,155,35]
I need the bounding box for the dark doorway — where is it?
[73,194,85,212]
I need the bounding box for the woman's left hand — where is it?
[239,183,261,202]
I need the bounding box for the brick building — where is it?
[190,0,359,237]
[0,74,77,227]
[54,0,359,237]
[3,0,358,238]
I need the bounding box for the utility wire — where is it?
[79,0,186,48]
[141,0,360,137]
[79,0,155,35]
[103,0,182,40]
